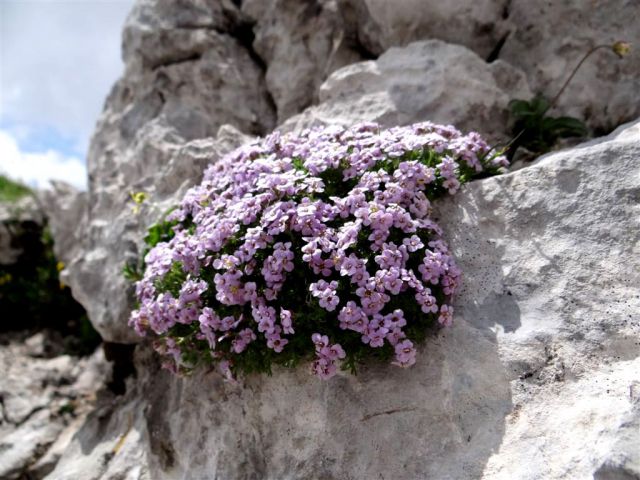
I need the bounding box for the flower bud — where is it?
[612,41,631,58]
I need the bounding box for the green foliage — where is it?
[124,208,180,283]
[508,96,588,157]
[0,175,32,203]
[143,209,178,250]
[123,262,143,282]
[58,402,76,415]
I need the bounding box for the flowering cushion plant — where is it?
[128,122,507,379]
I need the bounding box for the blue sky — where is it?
[0,0,134,189]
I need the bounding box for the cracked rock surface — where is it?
[242,0,364,123]
[0,332,109,480]
[338,0,510,59]
[499,0,640,132]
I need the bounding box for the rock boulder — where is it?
[48,119,640,480]
[282,40,531,139]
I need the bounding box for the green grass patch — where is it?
[0,175,32,203]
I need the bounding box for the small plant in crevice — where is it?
[126,122,508,380]
[508,41,632,159]
[508,96,588,156]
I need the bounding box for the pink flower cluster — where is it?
[312,333,346,379]
[129,122,507,379]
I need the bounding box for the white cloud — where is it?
[0,129,87,190]
[0,0,134,156]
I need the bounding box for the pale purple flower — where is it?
[280,308,294,334]
[319,343,346,361]
[438,304,454,327]
[312,333,329,351]
[200,324,217,350]
[231,328,256,353]
[384,309,407,329]
[199,307,220,330]
[362,324,388,348]
[374,243,406,270]
[219,315,238,331]
[178,278,208,305]
[393,339,417,367]
[415,289,439,314]
[266,327,289,353]
[311,357,337,380]
[385,327,406,346]
[403,235,424,253]
[310,280,340,311]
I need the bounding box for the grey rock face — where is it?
[436,120,640,479]
[122,0,245,68]
[0,410,64,480]
[282,40,531,139]
[338,0,640,130]
[242,0,363,123]
[339,0,509,59]
[120,0,273,138]
[44,1,640,477]
[40,182,87,266]
[500,0,640,131]
[0,334,109,480]
[48,120,640,480]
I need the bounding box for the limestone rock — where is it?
[0,409,64,480]
[43,1,640,476]
[339,0,509,59]
[499,0,640,131]
[48,119,640,480]
[43,390,151,480]
[40,182,87,266]
[242,0,363,122]
[29,416,89,479]
[122,0,245,69]
[338,0,640,130]
[435,119,640,479]
[282,40,531,139]
[119,0,274,140]
[0,335,109,479]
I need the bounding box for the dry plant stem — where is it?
[547,44,612,112]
